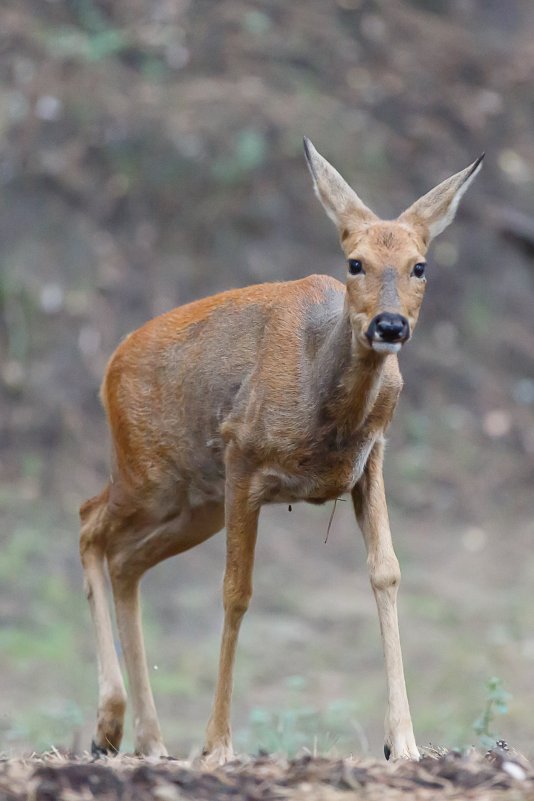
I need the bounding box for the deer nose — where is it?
[367,313,409,343]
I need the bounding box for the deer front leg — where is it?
[204,454,259,765]
[352,441,419,761]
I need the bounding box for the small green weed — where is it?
[236,677,365,757]
[473,676,511,749]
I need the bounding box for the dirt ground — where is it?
[1,748,533,801]
[2,0,534,764]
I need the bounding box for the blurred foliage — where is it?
[0,699,84,752]
[212,129,268,184]
[0,0,534,758]
[0,0,532,525]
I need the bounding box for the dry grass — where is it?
[1,748,533,801]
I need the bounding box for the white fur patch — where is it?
[348,435,377,487]
[371,341,402,354]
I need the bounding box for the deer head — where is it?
[304,138,483,354]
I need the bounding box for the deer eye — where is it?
[348,259,364,276]
[412,262,426,279]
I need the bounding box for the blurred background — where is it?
[1,0,534,759]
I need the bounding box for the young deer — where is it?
[80,139,483,763]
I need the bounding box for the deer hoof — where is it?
[202,744,235,767]
[91,739,115,758]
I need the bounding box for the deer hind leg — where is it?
[107,499,225,757]
[204,457,260,765]
[80,489,127,755]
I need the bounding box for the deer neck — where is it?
[313,298,386,435]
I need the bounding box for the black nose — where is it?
[368,313,409,343]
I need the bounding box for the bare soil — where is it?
[1,749,533,801]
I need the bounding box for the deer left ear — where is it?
[399,154,484,245]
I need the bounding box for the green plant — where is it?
[473,676,511,749]
[1,699,84,751]
[236,678,365,757]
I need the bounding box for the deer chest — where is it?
[255,431,378,505]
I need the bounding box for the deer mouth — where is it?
[370,340,403,354]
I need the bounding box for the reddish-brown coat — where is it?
[80,140,482,762]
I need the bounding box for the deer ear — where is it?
[303,138,377,231]
[399,154,484,245]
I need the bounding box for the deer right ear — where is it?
[303,138,377,232]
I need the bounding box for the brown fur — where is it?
[80,141,482,762]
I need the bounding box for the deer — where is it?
[79,138,483,764]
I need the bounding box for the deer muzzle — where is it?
[366,313,410,354]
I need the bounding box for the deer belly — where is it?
[256,435,377,504]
